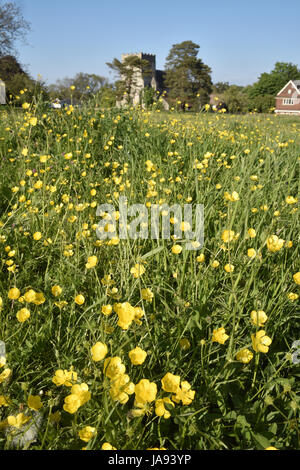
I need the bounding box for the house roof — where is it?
[277,79,300,96]
[293,80,300,87]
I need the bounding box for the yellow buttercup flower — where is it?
[147,447,167,450]
[0,356,6,368]
[7,413,30,429]
[141,288,153,302]
[16,307,30,322]
[109,374,135,404]
[248,228,256,238]
[114,302,136,330]
[179,338,191,350]
[286,196,298,204]
[34,180,43,189]
[32,292,45,305]
[171,244,182,254]
[293,272,300,285]
[24,289,36,303]
[287,292,298,301]
[101,274,115,287]
[130,263,146,278]
[75,294,85,305]
[33,231,42,241]
[52,368,77,387]
[224,191,239,202]
[86,255,98,269]
[161,372,180,393]
[247,248,256,258]
[134,379,157,404]
[0,368,11,383]
[103,357,126,379]
[251,330,272,353]
[224,263,234,273]
[54,300,68,309]
[129,347,147,365]
[266,235,284,253]
[212,327,229,345]
[91,342,108,362]
[8,287,21,300]
[101,304,112,316]
[101,442,117,450]
[63,394,81,414]
[27,395,43,411]
[79,426,97,442]
[211,260,220,268]
[133,306,144,325]
[63,383,91,414]
[155,398,174,418]
[250,310,268,326]
[196,253,205,263]
[51,285,62,297]
[29,117,37,126]
[236,348,253,364]
[0,395,10,406]
[172,381,195,405]
[221,230,236,243]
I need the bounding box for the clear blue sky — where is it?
[14,0,300,87]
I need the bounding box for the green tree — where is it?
[0,53,24,79]
[0,55,48,103]
[212,82,230,94]
[106,55,152,104]
[140,86,156,109]
[248,94,275,113]
[0,1,30,57]
[222,85,249,114]
[48,72,109,102]
[96,84,117,108]
[249,62,300,97]
[164,40,212,110]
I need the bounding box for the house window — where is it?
[283,98,294,105]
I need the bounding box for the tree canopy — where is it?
[48,72,110,102]
[106,55,152,104]
[164,40,212,109]
[249,62,300,97]
[212,82,230,94]
[0,1,30,57]
[0,54,48,103]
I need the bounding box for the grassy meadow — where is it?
[0,97,299,450]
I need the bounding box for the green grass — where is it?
[0,98,299,450]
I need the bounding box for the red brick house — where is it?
[275,80,300,115]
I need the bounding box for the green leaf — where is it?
[252,432,271,449]
[140,246,164,259]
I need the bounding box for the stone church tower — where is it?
[119,52,169,109]
[0,80,5,105]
